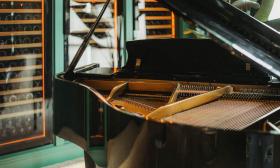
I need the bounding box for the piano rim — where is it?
[56,73,280,135]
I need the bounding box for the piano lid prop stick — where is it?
[146,85,233,121]
[64,0,111,80]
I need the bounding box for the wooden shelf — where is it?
[81,18,114,23]
[0,0,41,2]
[144,0,157,2]
[0,108,42,120]
[0,97,42,108]
[0,31,42,37]
[184,30,193,35]
[146,34,173,39]
[0,87,42,96]
[71,28,112,34]
[139,7,169,12]
[145,16,171,20]
[72,8,84,13]
[0,43,42,50]
[74,0,110,3]
[0,20,41,25]
[72,8,113,13]
[0,54,42,61]
[146,24,172,29]
[0,64,42,73]
[136,0,158,2]
[0,75,42,84]
[0,9,41,13]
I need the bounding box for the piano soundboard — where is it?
[79,79,280,131]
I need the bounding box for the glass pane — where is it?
[225,0,280,31]
[67,0,119,68]
[0,0,50,154]
[134,0,175,40]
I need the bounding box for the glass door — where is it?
[66,0,120,68]
[0,0,52,154]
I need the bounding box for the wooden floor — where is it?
[43,158,85,168]
[43,158,103,168]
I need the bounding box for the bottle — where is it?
[15,14,22,20]
[14,2,24,9]
[25,93,34,100]
[32,25,40,31]
[9,62,18,67]
[34,80,41,87]
[21,49,31,54]
[8,95,18,102]
[5,15,12,20]
[0,73,6,80]
[0,3,8,9]
[0,84,6,91]
[36,59,42,65]
[33,3,41,9]
[14,38,22,44]
[32,37,41,43]
[2,25,11,32]
[0,51,7,56]
[25,3,32,9]
[23,37,31,43]
[33,48,41,54]
[15,25,23,31]
[12,71,20,78]
[24,25,32,31]
[24,14,33,20]
[0,40,5,45]
[6,39,12,44]
[33,14,41,20]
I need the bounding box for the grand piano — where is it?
[54,0,280,168]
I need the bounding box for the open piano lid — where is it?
[157,0,280,79]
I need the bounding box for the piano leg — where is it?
[84,151,96,168]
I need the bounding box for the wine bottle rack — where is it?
[66,0,119,68]
[0,0,49,154]
[134,0,175,40]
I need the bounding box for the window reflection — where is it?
[225,0,280,31]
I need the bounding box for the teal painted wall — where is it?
[54,0,65,74]
[0,143,83,168]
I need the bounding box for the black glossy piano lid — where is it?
[158,0,280,79]
[77,39,271,84]
[266,18,280,31]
